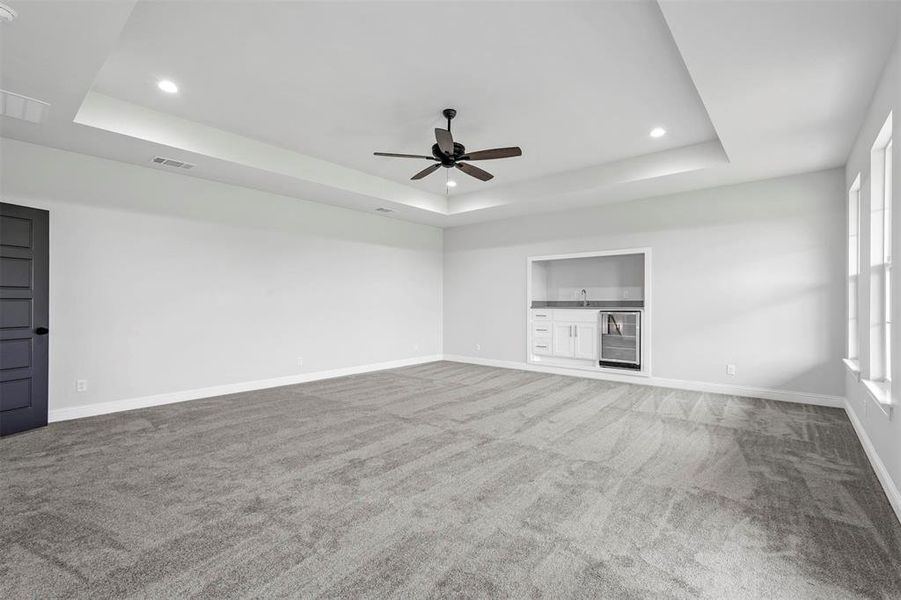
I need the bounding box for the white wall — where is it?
[0,140,850,415]
[444,169,845,398]
[843,24,900,516]
[0,138,443,415]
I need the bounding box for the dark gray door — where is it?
[1,203,49,436]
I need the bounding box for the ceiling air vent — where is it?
[152,156,195,170]
[1,89,49,123]
[375,207,393,213]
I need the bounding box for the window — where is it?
[848,175,861,363]
[869,113,892,390]
[885,139,892,382]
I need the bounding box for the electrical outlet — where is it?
[475,344,481,352]
[726,364,736,376]
[76,379,88,392]
[413,343,419,352]
[297,357,304,368]
[622,290,630,299]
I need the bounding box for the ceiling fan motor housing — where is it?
[432,142,466,166]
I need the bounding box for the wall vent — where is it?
[0,89,49,123]
[152,156,195,170]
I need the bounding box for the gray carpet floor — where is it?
[2,361,901,599]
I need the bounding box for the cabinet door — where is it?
[574,324,597,360]
[553,323,574,357]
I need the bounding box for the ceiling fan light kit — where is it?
[374,108,522,182]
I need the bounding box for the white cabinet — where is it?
[531,316,553,356]
[532,339,553,356]
[574,324,597,360]
[531,309,599,362]
[532,322,553,338]
[553,323,575,357]
[553,309,598,323]
[550,322,597,360]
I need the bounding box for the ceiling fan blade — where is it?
[460,147,522,161]
[374,152,437,160]
[435,128,454,155]
[411,163,442,180]
[456,162,493,182]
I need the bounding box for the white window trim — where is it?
[863,379,894,418]
[863,112,893,418]
[843,357,861,378]
[848,174,862,363]
[884,140,892,384]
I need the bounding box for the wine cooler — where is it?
[599,311,641,370]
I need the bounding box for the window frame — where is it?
[866,112,893,408]
[848,174,861,366]
[884,140,892,384]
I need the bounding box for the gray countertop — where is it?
[531,300,644,309]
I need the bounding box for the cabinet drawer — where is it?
[553,309,599,323]
[531,309,552,321]
[532,323,552,338]
[532,340,553,356]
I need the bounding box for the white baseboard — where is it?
[48,355,443,423]
[844,401,901,525]
[441,354,845,408]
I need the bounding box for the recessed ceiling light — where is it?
[649,127,666,138]
[446,180,457,188]
[157,80,178,94]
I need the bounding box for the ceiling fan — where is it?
[374,108,522,182]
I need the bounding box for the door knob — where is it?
[34,327,49,335]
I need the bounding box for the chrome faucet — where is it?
[580,289,588,307]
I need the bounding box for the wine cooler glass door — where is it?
[600,312,640,367]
